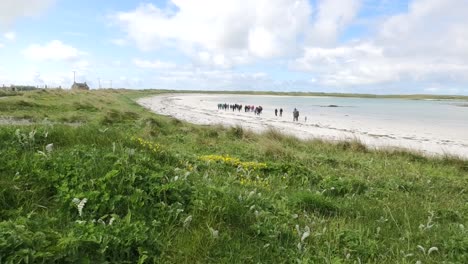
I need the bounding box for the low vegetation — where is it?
[173,90,468,101]
[0,89,467,263]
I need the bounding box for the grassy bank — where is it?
[0,89,467,263]
[163,89,468,101]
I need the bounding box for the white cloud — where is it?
[295,42,468,87]
[0,43,4,48]
[4,32,16,41]
[378,0,468,59]
[151,68,273,90]
[22,40,85,62]
[118,76,143,88]
[0,0,55,28]
[308,0,362,47]
[133,58,176,70]
[294,0,468,90]
[74,60,90,71]
[111,38,128,46]
[113,0,312,65]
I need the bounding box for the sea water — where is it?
[201,94,468,141]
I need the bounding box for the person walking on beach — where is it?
[305,116,307,122]
[275,109,278,116]
[279,108,283,117]
[293,108,299,122]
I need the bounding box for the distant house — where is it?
[71,82,90,90]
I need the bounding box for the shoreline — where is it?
[138,93,468,159]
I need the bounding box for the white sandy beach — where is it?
[138,94,468,159]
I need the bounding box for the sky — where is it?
[0,0,467,94]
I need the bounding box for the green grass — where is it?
[163,89,468,100]
[0,89,467,263]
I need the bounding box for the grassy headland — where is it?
[0,89,467,263]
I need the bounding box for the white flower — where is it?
[301,226,310,242]
[128,148,135,156]
[37,151,47,157]
[45,143,53,153]
[72,198,87,217]
[209,227,219,239]
[417,245,425,254]
[183,215,193,228]
[417,245,438,256]
[428,247,438,255]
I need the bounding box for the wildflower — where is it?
[199,155,266,170]
[419,211,435,231]
[209,227,219,239]
[301,226,310,242]
[45,143,53,153]
[428,247,438,255]
[132,137,162,154]
[417,245,426,254]
[37,151,47,157]
[183,215,193,228]
[72,198,88,217]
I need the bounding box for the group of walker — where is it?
[218,104,306,122]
